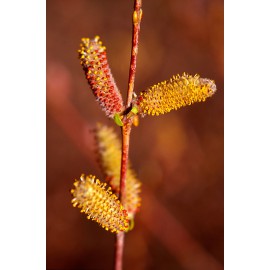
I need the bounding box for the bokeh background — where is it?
[47,0,224,269]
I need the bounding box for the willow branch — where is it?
[126,0,143,107]
[114,231,125,270]
[114,1,142,270]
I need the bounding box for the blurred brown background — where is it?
[46,0,224,269]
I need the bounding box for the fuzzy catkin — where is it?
[135,73,216,116]
[95,124,141,219]
[71,174,129,233]
[78,36,124,118]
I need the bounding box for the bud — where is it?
[135,73,217,116]
[71,174,129,233]
[78,36,124,118]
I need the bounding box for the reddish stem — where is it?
[126,0,143,107]
[119,123,132,205]
[114,122,132,270]
[114,231,125,270]
[114,1,142,270]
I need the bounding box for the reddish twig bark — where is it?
[114,122,132,270]
[114,1,142,270]
[114,231,125,270]
[119,123,132,206]
[126,0,143,107]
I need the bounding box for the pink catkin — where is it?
[78,36,124,118]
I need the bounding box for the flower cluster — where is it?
[78,36,124,118]
[78,38,217,121]
[95,123,141,219]
[135,73,217,116]
[75,37,217,234]
[71,174,129,233]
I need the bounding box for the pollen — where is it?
[71,174,129,233]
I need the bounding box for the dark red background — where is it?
[47,0,224,269]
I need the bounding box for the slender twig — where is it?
[114,123,131,270]
[119,123,132,205]
[114,1,142,270]
[114,231,125,270]
[126,0,143,107]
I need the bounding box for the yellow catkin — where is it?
[95,123,141,219]
[136,73,217,116]
[71,174,129,233]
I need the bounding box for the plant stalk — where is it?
[114,1,142,270]
[126,0,143,107]
[114,122,131,270]
[114,231,125,270]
